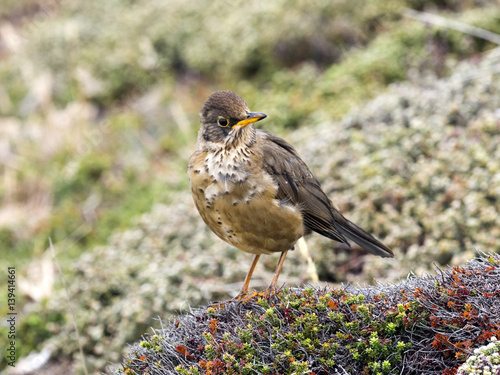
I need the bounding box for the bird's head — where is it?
[198,91,267,149]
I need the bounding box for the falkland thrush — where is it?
[188,91,394,302]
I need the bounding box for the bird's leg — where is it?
[209,254,261,310]
[212,251,288,308]
[234,254,260,301]
[238,251,288,303]
[260,250,288,298]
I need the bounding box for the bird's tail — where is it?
[335,219,394,258]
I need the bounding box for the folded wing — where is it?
[258,130,394,258]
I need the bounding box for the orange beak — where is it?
[232,112,267,128]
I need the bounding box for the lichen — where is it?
[457,337,500,375]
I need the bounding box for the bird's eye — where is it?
[218,117,229,127]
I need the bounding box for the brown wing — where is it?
[258,130,349,245]
[258,130,394,258]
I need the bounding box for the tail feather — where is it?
[335,219,394,258]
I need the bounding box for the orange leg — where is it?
[266,250,288,294]
[210,251,289,309]
[210,255,260,310]
[234,254,260,299]
[238,250,289,303]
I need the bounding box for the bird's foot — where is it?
[234,290,259,304]
[207,287,278,311]
[206,291,253,311]
[206,301,228,311]
[235,287,277,304]
[256,286,277,300]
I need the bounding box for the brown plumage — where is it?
[188,90,394,302]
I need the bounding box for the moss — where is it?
[116,255,500,375]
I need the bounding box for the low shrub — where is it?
[115,254,500,375]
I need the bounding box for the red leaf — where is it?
[328,300,338,310]
[175,344,194,360]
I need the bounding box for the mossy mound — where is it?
[114,254,500,375]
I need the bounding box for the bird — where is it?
[188,90,394,303]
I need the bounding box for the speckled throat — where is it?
[203,144,255,203]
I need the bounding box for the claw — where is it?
[206,292,255,311]
[239,287,277,303]
[206,250,286,311]
[207,287,279,311]
[235,290,258,304]
[207,301,228,311]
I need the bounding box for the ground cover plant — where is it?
[457,337,500,374]
[115,254,500,375]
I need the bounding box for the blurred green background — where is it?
[1,0,499,373]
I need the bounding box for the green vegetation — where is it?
[1,0,500,373]
[116,255,500,375]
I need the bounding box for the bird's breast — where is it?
[188,147,304,255]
